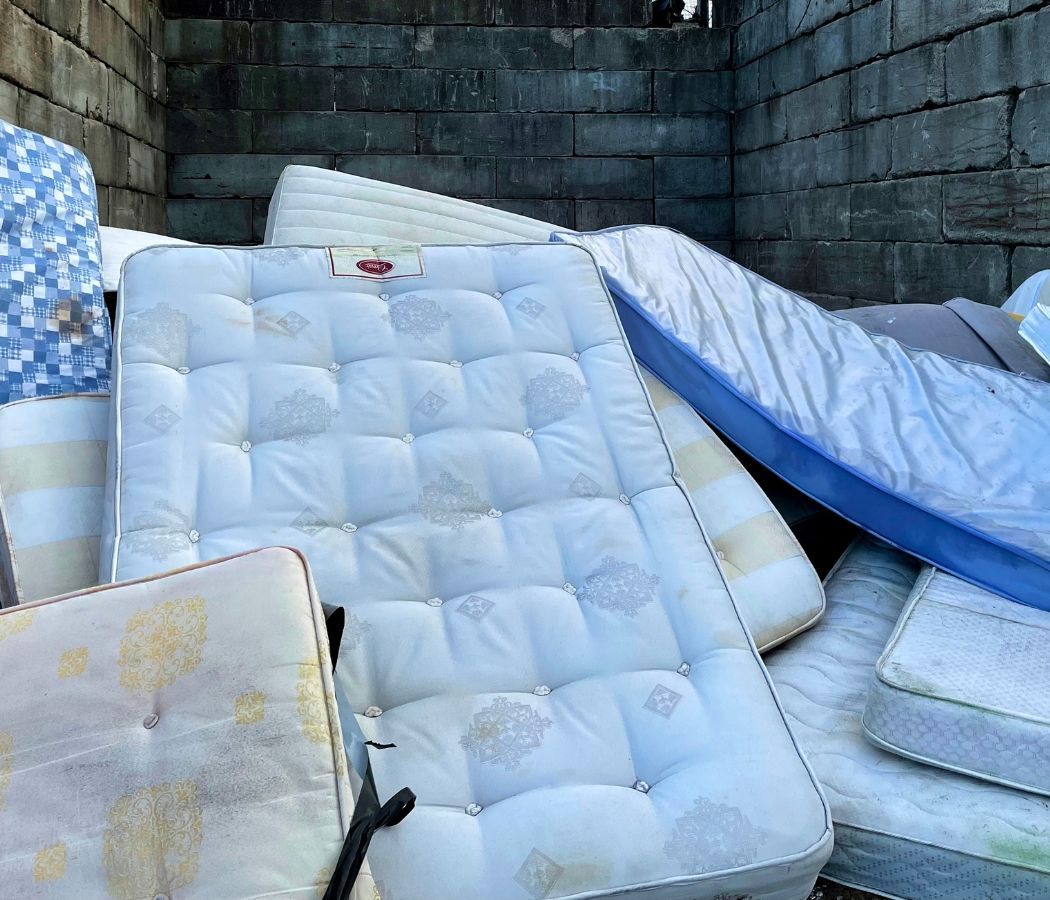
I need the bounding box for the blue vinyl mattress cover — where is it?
[554,226,1050,610]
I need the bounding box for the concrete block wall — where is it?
[163,2,733,245]
[0,0,167,231]
[729,0,1050,307]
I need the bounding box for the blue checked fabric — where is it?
[0,119,110,404]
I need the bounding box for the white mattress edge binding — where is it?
[640,368,827,653]
[262,168,285,245]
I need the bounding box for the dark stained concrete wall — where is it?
[0,0,167,230]
[163,2,734,246]
[729,0,1050,307]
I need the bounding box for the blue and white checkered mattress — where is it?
[0,119,110,404]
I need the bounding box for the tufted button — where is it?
[240,440,252,452]
[143,713,159,730]
[487,508,502,518]
[379,293,390,301]
[328,362,341,373]
[364,706,383,718]
[619,493,631,505]
[154,894,169,900]
[402,433,415,443]
[244,296,255,306]
[676,662,691,677]
[341,523,358,534]
[426,597,444,607]
[563,582,577,596]
[533,685,551,696]
[633,780,651,794]
[450,359,463,368]
[188,529,200,543]
[465,803,483,816]
[176,366,190,375]
[523,428,534,439]
[492,291,503,300]
[716,550,726,561]
[571,351,580,361]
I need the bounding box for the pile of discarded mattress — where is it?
[1,119,1047,900]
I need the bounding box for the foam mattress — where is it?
[0,393,108,606]
[103,242,831,899]
[262,167,826,651]
[554,226,1050,610]
[0,546,364,898]
[864,568,1050,796]
[766,538,1050,899]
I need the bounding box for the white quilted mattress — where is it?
[767,538,1050,899]
[864,568,1050,796]
[266,165,561,246]
[103,242,831,899]
[262,166,826,652]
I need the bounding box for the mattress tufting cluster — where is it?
[102,241,832,899]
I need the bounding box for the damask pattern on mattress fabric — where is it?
[0,121,110,404]
[105,243,831,899]
[0,547,362,899]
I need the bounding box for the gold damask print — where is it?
[234,690,266,725]
[58,646,89,678]
[297,662,331,744]
[102,780,203,899]
[0,731,12,810]
[33,843,67,882]
[118,596,207,693]
[0,609,35,642]
[296,662,345,775]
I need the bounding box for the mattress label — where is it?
[327,245,426,281]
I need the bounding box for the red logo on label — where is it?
[356,259,394,275]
